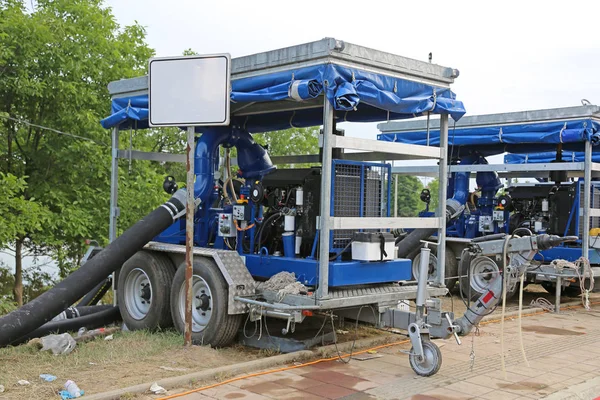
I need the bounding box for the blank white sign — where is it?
[148,54,230,127]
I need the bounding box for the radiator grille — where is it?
[331,161,390,249]
[579,181,600,237]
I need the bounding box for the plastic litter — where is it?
[0,384,4,392]
[39,374,57,382]
[61,380,84,399]
[17,380,30,386]
[103,334,113,341]
[77,327,87,337]
[40,333,77,355]
[149,382,167,395]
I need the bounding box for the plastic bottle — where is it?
[64,380,82,398]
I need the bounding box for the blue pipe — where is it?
[194,127,276,204]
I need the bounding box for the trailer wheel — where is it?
[409,340,442,377]
[170,257,242,347]
[118,251,175,330]
[411,247,458,292]
[459,256,517,300]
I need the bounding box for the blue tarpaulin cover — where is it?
[377,120,600,156]
[101,64,465,132]
[505,151,600,164]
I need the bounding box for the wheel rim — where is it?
[412,253,438,281]
[124,268,152,320]
[178,274,213,333]
[411,342,439,375]
[470,256,500,294]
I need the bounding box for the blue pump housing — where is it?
[154,126,411,287]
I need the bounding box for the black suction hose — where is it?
[11,306,121,345]
[77,277,112,306]
[0,190,187,347]
[396,199,464,258]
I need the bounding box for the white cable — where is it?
[500,235,510,379]
[517,273,530,366]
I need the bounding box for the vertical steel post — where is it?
[394,174,398,217]
[436,114,449,287]
[318,92,334,300]
[109,127,119,243]
[109,127,119,306]
[555,276,562,313]
[184,126,195,346]
[583,140,592,259]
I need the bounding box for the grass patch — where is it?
[0,329,259,399]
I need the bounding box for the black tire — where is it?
[410,247,458,292]
[409,340,442,376]
[117,251,175,330]
[170,257,242,347]
[459,255,517,301]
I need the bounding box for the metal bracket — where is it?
[408,323,425,360]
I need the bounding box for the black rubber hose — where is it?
[0,190,186,347]
[10,306,121,346]
[396,199,464,258]
[77,277,112,306]
[73,305,115,317]
[255,212,283,253]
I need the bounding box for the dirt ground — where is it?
[0,284,592,399]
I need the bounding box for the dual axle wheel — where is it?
[117,251,241,347]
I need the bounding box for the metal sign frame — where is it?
[148,54,231,127]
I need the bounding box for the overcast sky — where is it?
[105,0,600,117]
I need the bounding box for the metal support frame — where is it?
[436,114,449,287]
[394,174,398,218]
[317,93,334,300]
[583,140,592,259]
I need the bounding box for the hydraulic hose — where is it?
[77,277,112,306]
[11,306,121,346]
[0,189,187,348]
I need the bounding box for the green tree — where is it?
[427,178,440,212]
[0,0,154,304]
[392,175,425,217]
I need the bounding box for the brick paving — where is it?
[179,306,600,399]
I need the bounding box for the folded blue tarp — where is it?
[377,119,600,156]
[505,151,600,164]
[101,64,465,132]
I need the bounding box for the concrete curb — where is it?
[84,334,399,400]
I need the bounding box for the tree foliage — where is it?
[0,0,155,304]
[392,175,425,217]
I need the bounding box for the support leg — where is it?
[555,276,561,313]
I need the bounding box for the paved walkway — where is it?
[179,306,600,400]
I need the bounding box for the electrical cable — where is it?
[0,114,109,146]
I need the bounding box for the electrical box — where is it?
[233,205,245,220]
[351,232,395,261]
[479,215,494,233]
[492,210,504,222]
[218,213,236,237]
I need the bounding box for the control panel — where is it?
[218,213,236,237]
